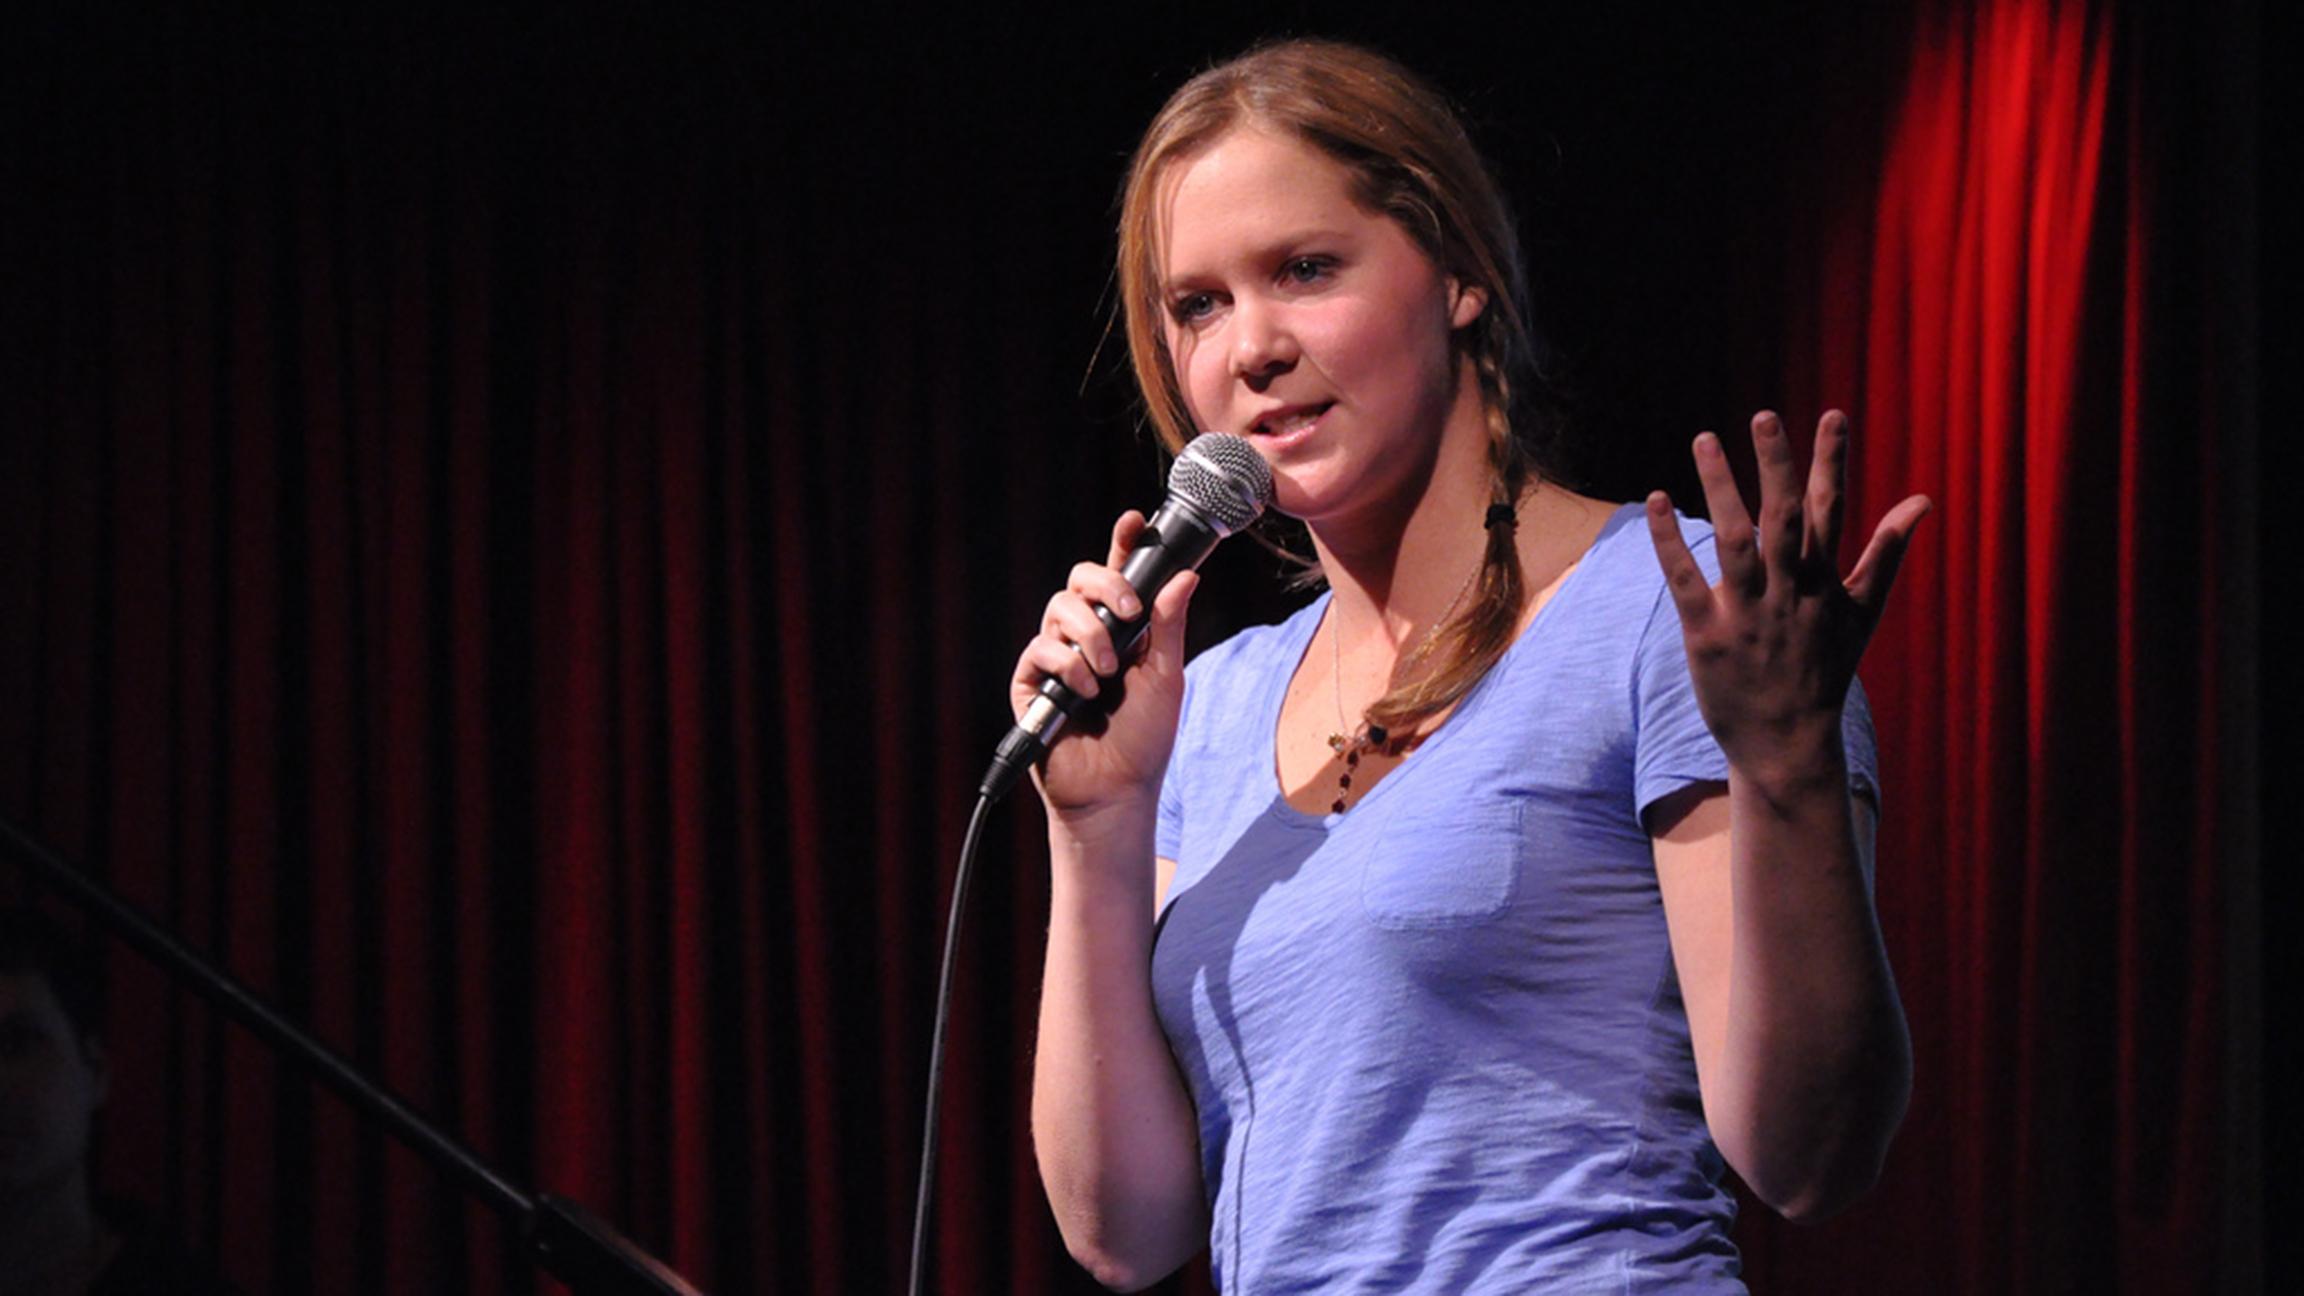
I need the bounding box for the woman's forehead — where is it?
[1152,128,1369,277]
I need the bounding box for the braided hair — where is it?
[1116,38,1564,739]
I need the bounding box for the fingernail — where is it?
[1117,592,1142,618]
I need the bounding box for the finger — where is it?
[1844,494,1933,612]
[1643,491,1716,631]
[1067,560,1143,622]
[1141,569,1200,678]
[1011,637,1102,727]
[1045,591,1123,676]
[1017,631,1104,703]
[1750,411,1804,580]
[1805,409,1849,568]
[1692,432,1762,599]
[1106,510,1148,568]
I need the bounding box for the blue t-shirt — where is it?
[1151,503,1878,1293]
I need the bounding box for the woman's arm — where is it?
[1645,409,1929,1221]
[1013,511,1208,1289]
[1652,779,1909,1222]
[1032,823,1206,1289]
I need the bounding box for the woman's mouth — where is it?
[1249,402,1334,448]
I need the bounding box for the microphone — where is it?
[979,433,1274,803]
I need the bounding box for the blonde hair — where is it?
[1116,38,1551,742]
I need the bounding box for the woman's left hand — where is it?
[1645,409,1931,791]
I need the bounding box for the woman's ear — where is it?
[1448,280,1488,330]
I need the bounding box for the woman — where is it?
[1015,39,1924,1293]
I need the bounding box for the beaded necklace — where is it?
[1323,561,1474,813]
[1322,502,1517,814]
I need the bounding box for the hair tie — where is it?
[1484,503,1517,531]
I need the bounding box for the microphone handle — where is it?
[978,497,1222,802]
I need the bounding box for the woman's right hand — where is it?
[1011,510,1200,818]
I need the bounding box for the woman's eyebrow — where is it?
[1163,227,1360,285]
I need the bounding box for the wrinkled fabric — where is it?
[1153,504,1878,1293]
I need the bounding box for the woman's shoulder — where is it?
[1542,496,1721,621]
[1164,597,1320,783]
[1184,593,1325,684]
[1173,594,1324,738]
[1578,496,1718,575]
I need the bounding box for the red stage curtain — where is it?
[0,22,1113,1292]
[0,6,2255,1293]
[1736,1,2258,1290]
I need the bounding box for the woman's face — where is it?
[1155,127,1484,524]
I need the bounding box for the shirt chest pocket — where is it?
[1355,793,1525,929]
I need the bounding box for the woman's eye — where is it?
[1171,292,1215,323]
[1283,257,1332,284]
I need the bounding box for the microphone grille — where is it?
[1167,433,1274,536]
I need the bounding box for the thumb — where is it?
[1140,570,1200,678]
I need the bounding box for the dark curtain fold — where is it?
[1739,1,2258,1289]
[0,5,2258,1293]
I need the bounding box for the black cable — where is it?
[908,791,998,1296]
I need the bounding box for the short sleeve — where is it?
[1626,517,1885,826]
[1631,528,1731,821]
[1842,675,1881,812]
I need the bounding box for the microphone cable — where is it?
[907,789,996,1296]
[908,433,1269,1293]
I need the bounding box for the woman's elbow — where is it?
[1038,1163,1204,1292]
[1069,1250,1168,1293]
[1055,1219,1198,1292]
[1756,1081,1911,1223]
[1736,1061,1912,1223]
[1762,1154,1888,1225]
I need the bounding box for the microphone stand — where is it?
[1,814,705,1296]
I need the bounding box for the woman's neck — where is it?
[1307,368,1504,648]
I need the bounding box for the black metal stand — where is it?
[1,815,705,1296]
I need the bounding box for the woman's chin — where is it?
[1268,476,1325,523]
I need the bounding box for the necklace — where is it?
[1324,557,1480,814]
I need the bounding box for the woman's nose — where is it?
[1227,297,1297,381]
